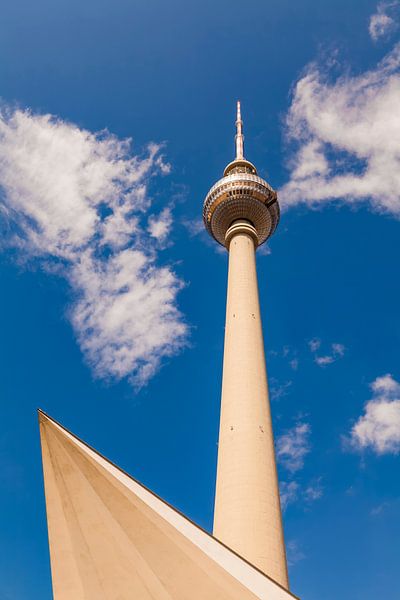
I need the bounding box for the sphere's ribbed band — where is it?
[203,171,279,247]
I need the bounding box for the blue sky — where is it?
[1,0,400,598]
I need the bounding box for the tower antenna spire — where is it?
[235,100,244,160]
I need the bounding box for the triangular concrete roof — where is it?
[39,410,299,600]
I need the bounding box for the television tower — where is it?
[203,102,288,588]
[37,102,299,600]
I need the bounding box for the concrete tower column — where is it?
[213,220,288,588]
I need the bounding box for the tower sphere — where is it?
[203,102,279,247]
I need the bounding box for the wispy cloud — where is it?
[147,206,173,245]
[277,423,324,512]
[279,481,300,511]
[309,339,345,366]
[369,1,399,41]
[181,217,205,238]
[0,106,188,388]
[308,338,321,353]
[304,478,324,502]
[280,43,400,217]
[350,374,400,454]
[276,422,311,473]
[279,477,323,511]
[370,501,391,516]
[257,242,272,256]
[269,345,299,372]
[315,343,345,366]
[286,540,306,566]
[270,378,292,402]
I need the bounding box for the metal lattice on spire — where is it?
[235,100,244,160]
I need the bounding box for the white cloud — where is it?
[370,501,390,515]
[277,422,323,513]
[279,477,323,511]
[371,372,399,394]
[279,481,299,511]
[147,206,173,244]
[269,345,298,372]
[308,338,321,353]
[276,422,311,473]
[286,540,306,566]
[270,379,292,402]
[280,43,400,217]
[350,374,400,454]
[304,479,324,502]
[310,340,345,367]
[370,12,395,40]
[315,355,335,366]
[332,343,345,356]
[257,242,272,256]
[0,106,187,387]
[369,2,399,41]
[181,217,204,237]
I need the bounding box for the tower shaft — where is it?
[213,221,288,588]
